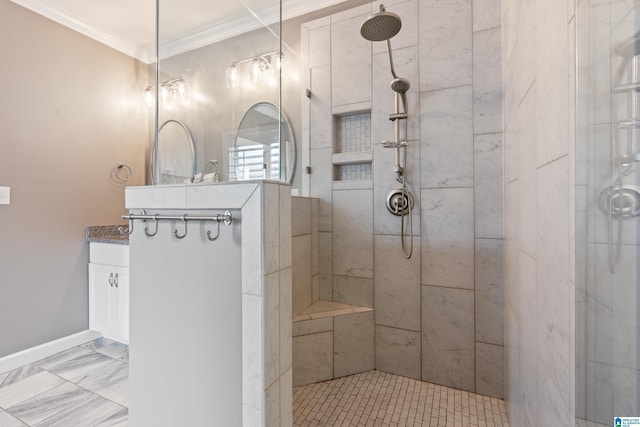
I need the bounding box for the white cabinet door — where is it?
[89,263,115,334]
[114,267,129,343]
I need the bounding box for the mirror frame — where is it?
[232,102,296,183]
[150,119,197,185]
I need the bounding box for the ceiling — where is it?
[10,0,350,63]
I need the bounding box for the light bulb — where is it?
[226,65,238,89]
[145,88,153,107]
[250,58,261,84]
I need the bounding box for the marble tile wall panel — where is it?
[263,183,280,276]
[332,275,373,308]
[372,45,420,145]
[535,0,570,167]
[292,332,333,387]
[310,66,333,150]
[308,24,331,69]
[311,198,319,276]
[536,157,572,406]
[310,148,333,232]
[331,3,372,23]
[536,374,572,427]
[475,342,504,399]
[280,268,293,375]
[264,272,280,388]
[421,188,475,289]
[279,368,293,426]
[418,0,472,92]
[292,234,312,316]
[292,197,312,237]
[265,379,279,427]
[242,294,263,413]
[473,0,501,31]
[292,317,333,337]
[242,186,263,297]
[420,85,474,188]
[422,286,475,392]
[279,185,292,271]
[331,12,372,108]
[517,89,537,258]
[585,361,613,425]
[475,238,504,345]
[318,232,333,301]
[334,312,375,378]
[333,189,374,278]
[374,325,421,380]
[473,28,502,135]
[612,365,640,421]
[517,251,538,426]
[474,133,504,239]
[374,234,421,331]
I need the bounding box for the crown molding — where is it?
[12,0,350,63]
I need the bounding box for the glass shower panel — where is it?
[154,0,282,184]
[576,1,640,425]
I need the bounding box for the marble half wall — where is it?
[126,181,292,427]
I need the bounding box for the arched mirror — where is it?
[230,102,295,183]
[150,119,197,184]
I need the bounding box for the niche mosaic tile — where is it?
[335,163,372,181]
[336,113,371,153]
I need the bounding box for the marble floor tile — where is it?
[95,408,128,427]
[0,409,27,427]
[45,352,114,381]
[0,365,42,388]
[76,359,129,407]
[33,394,124,427]
[84,339,129,363]
[0,370,65,409]
[7,382,94,426]
[34,347,95,371]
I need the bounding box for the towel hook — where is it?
[174,215,188,239]
[118,219,134,236]
[206,218,221,241]
[145,214,159,237]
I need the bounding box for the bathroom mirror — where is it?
[151,119,197,184]
[230,102,295,183]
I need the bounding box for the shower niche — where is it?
[332,111,373,183]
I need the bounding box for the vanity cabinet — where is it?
[88,242,129,344]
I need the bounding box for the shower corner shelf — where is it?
[332,151,373,166]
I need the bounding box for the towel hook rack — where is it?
[118,219,134,236]
[144,214,159,237]
[174,215,188,239]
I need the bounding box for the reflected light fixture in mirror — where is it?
[145,77,185,106]
[225,51,284,89]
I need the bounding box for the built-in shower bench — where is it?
[292,300,375,387]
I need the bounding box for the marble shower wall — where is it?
[301,0,504,397]
[574,1,640,424]
[502,0,576,425]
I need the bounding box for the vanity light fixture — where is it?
[225,51,284,89]
[144,77,185,106]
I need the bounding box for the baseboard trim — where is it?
[0,330,103,374]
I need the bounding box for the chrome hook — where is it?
[145,214,159,237]
[174,215,188,239]
[118,219,134,236]
[206,219,221,241]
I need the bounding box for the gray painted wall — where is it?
[0,1,148,357]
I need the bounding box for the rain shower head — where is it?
[360,5,402,42]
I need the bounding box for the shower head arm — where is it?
[386,39,399,79]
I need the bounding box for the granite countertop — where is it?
[86,225,129,245]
